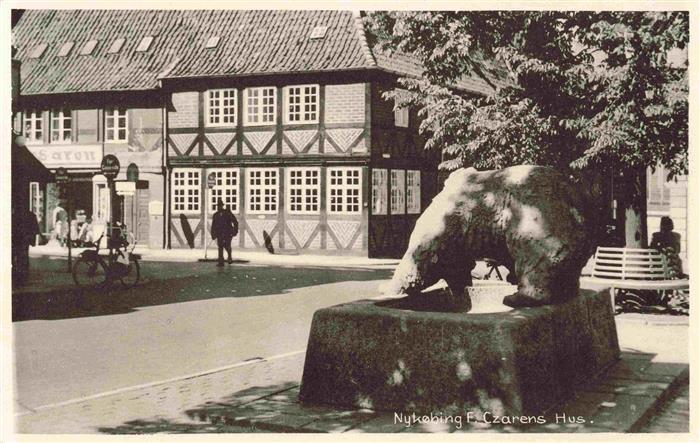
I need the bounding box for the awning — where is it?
[12,133,51,182]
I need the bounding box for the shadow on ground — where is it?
[13,259,392,322]
[95,350,689,434]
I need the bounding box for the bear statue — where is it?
[384,165,593,308]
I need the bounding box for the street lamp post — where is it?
[100,155,121,247]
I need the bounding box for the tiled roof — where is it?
[12,10,502,97]
[164,10,373,79]
[374,51,509,96]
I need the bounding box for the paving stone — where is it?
[345,414,409,433]
[591,379,669,398]
[450,421,513,433]
[583,393,659,432]
[250,413,320,433]
[266,386,300,403]
[400,421,458,433]
[620,352,656,361]
[606,360,676,383]
[299,410,376,433]
[242,399,324,418]
[641,385,689,433]
[644,362,689,378]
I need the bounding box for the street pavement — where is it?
[13,255,393,410]
[10,246,692,435]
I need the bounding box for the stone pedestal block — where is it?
[299,289,619,417]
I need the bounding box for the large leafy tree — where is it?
[365,11,688,247]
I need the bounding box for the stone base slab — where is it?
[298,289,620,416]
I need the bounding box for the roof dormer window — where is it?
[205,36,220,49]
[29,43,47,59]
[108,38,125,54]
[309,26,328,40]
[136,36,153,52]
[80,39,98,56]
[57,41,74,57]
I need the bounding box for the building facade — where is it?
[161,75,443,257]
[13,94,164,248]
[12,9,498,256]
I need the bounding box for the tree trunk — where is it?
[618,167,648,248]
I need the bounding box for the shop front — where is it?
[26,144,103,238]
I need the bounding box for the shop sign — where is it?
[115,181,136,195]
[101,154,120,179]
[28,144,103,168]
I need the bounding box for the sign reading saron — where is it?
[27,145,103,168]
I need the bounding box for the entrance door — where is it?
[136,184,150,243]
[120,181,150,244]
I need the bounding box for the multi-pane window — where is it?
[172,169,201,214]
[287,168,320,214]
[24,110,43,144]
[207,89,237,126]
[105,108,128,142]
[394,89,410,128]
[95,182,110,221]
[244,87,276,125]
[29,182,43,224]
[285,85,318,123]
[51,109,72,143]
[647,164,671,213]
[372,169,388,215]
[208,169,239,213]
[328,167,361,214]
[247,168,278,214]
[391,170,406,214]
[407,170,421,214]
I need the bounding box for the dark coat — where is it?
[211,209,238,240]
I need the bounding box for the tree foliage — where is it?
[365,11,689,178]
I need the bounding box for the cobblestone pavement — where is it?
[641,385,690,433]
[15,348,690,435]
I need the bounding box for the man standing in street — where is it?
[211,199,238,267]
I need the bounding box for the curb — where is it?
[615,313,689,326]
[628,365,690,432]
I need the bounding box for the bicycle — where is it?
[72,224,141,288]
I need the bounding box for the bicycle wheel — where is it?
[120,256,141,288]
[72,256,108,288]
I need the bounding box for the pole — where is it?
[204,191,209,260]
[108,177,114,247]
[66,182,72,273]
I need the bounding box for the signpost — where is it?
[101,155,120,246]
[204,172,217,260]
[55,168,72,272]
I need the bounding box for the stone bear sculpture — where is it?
[385,165,593,308]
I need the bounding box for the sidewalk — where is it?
[28,244,401,268]
[16,244,400,296]
[18,244,511,296]
[14,315,690,434]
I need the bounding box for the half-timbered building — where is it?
[11,9,502,257]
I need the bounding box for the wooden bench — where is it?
[581,247,689,310]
